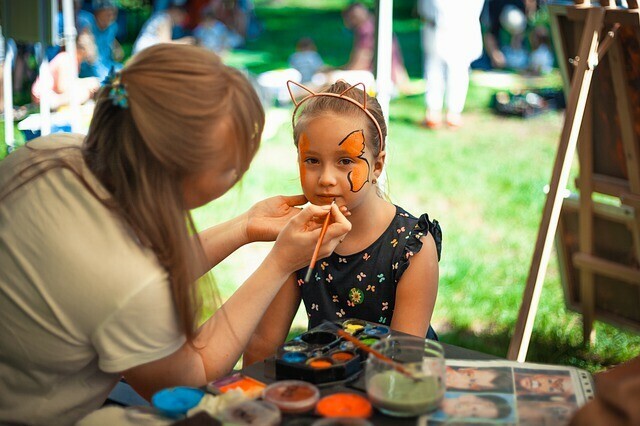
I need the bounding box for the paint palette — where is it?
[274,319,391,384]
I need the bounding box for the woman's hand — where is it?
[243,195,308,242]
[269,203,351,274]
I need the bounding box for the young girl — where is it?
[244,80,441,365]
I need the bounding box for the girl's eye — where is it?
[339,158,355,165]
[304,158,319,165]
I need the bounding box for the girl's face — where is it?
[297,113,382,211]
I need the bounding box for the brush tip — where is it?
[304,267,313,284]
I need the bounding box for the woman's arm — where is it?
[197,195,307,272]
[243,273,302,366]
[122,203,350,399]
[390,233,439,338]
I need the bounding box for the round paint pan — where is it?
[306,357,335,369]
[283,341,310,352]
[342,319,367,335]
[358,335,380,347]
[363,325,390,337]
[219,399,281,425]
[300,331,339,346]
[262,380,320,414]
[316,393,373,419]
[330,351,357,364]
[282,351,309,364]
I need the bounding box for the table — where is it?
[240,341,499,426]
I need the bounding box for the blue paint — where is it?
[364,325,390,336]
[282,352,308,363]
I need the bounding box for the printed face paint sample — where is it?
[263,380,320,413]
[338,130,370,192]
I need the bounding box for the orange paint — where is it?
[316,393,372,418]
[298,132,310,186]
[331,351,355,362]
[308,358,333,369]
[339,130,370,192]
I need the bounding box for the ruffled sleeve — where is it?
[395,213,442,282]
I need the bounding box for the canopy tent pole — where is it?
[62,0,80,132]
[3,39,16,151]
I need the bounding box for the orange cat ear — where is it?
[339,82,368,110]
[287,80,316,106]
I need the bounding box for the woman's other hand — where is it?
[269,203,351,274]
[244,194,307,242]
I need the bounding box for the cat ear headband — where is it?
[287,80,385,152]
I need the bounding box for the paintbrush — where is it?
[304,199,336,283]
[336,329,422,382]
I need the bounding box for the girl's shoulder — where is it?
[393,205,442,260]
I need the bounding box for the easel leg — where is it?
[507,7,605,361]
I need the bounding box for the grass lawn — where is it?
[2,0,637,372]
[194,0,639,372]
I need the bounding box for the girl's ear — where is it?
[373,150,386,178]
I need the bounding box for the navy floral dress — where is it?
[296,205,442,339]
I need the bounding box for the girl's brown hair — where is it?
[3,44,265,342]
[292,80,387,157]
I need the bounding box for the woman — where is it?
[0,44,350,425]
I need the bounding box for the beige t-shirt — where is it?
[0,134,186,425]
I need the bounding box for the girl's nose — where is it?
[318,166,338,186]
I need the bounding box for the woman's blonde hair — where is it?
[4,44,264,342]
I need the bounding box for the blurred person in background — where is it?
[133,0,194,54]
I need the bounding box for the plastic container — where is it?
[316,393,372,419]
[151,386,205,419]
[262,380,320,413]
[218,399,281,425]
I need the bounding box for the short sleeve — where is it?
[395,213,442,281]
[92,277,186,373]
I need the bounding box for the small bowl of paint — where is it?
[342,319,367,335]
[330,351,357,364]
[218,399,281,425]
[316,393,373,419]
[300,331,339,346]
[262,380,320,413]
[307,357,335,369]
[151,386,205,419]
[312,418,373,426]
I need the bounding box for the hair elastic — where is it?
[287,80,384,152]
[104,67,129,109]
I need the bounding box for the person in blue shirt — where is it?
[80,0,123,81]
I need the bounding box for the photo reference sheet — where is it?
[423,359,594,425]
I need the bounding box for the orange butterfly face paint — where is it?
[298,132,311,185]
[339,130,370,192]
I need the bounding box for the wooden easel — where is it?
[508,0,640,362]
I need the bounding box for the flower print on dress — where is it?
[336,309,346,318]
[366,284,376,292]
[397,226,405,234]
[381,301,389,311]
[356,272,366,281]
[311,303,319,311]
[377,274,385,283]
[297,278,304,286]
[325,274,333,283]
[390,239,398,247]
[349,288,364,305]
[362,253,370,261]
[379,316,387,324]
[320,261,329,271]
[332,295,339,303]
[338,257,347,263]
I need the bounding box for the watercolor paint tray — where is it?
[274,319,391,384]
